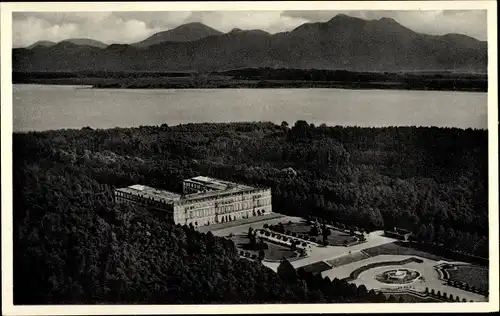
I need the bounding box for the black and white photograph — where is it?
[1,1,498,314]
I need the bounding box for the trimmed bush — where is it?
[265,231,271,237]
[263,223,269,229]
[302,242,307,247]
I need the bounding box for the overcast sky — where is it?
[13,10,487,48]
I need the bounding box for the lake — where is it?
[12,84,488,132]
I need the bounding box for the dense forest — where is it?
[13,121,488,303]
[12,68,487,91]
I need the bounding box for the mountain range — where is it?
[13,14,487,73]
[27,38,108,49]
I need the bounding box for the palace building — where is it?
[114,176,273,226]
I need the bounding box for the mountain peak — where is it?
[133,22,223,47]
[179,22,211,29]
[379,17,397,22]
[60,38,108,49]
[26,40,56,49]
[328,14,365,23]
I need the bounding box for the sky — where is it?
[12,10,487,48]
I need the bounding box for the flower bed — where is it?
[435,263,489,295]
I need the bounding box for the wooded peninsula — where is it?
[12,68,487,92]
[14,121,488,304]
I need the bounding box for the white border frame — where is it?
[1,1,498,315]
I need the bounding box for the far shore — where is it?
[12,69,488,92]
[13,79,487,92]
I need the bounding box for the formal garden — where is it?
[436,263,489,295]
[231,228,302,262]
[263,219,364,247]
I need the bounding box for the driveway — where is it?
[262,230,395,271]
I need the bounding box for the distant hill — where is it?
[13,15,487,73]
[132,22,223,47]
[26,40,56,49]
[24,38,107,50]
[60,38,108,49]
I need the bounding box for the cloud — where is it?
[185,11,308,33]
[12,10,487,48]
[112,11,193,29]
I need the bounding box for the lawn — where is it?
[326,230,359,246]
[363,242,443,261]
[300,261,332,275]
[284,221,312,235]
[447,265,489,292]
[230,234,298,261]
[265,242,298,261]
[326,252,370,268]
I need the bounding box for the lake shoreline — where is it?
[12,121,488,134]
[13,79,487,92]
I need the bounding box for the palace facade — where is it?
[114,176,273,226]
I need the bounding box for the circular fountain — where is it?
[375,268,421,284]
